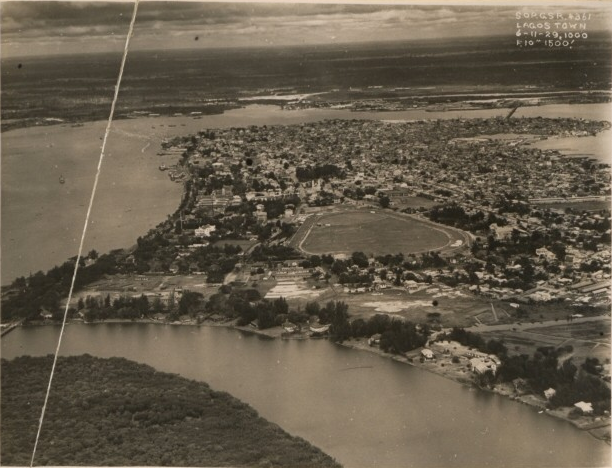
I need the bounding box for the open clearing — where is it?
[298,210,466,256]
[265,279,324,299]
[290,284,496,328]
[479,318,611,362]
[72,274,220,305]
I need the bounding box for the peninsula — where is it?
[1,354,341,467]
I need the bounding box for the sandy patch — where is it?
[362,300,434,313]
[265,281,323,299]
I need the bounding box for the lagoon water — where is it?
[2,102,611,284]
[2,323,609,468]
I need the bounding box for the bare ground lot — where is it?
[72,274,220,304]
[296,209,467,256]
[279,283,501,328]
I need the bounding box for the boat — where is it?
[59,175,65,184]
[159,164,167,171]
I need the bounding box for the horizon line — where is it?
[6,32,612,61]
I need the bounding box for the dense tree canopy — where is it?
[1,355,341,467]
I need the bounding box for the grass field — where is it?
[298,210,464,256]
[282,283,493,328]
[479,318,611,363]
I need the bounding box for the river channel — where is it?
[2,323,609,468]
[2,103,610,284]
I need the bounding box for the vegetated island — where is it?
[0,355,341,467]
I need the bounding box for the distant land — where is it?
[2,35,611,131]
[0,354,341,467]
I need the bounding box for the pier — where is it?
[1,319,24,337]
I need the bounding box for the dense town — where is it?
[2,115,611,433]
[148,116,611,304]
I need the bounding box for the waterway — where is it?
[529,129,611,164]
[2,102,610,284]
[1,323,609,468]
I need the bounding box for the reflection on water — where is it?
[2,323,609,468]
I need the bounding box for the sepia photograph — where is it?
[1,1,611,467]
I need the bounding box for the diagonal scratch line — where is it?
[29,1,140,466]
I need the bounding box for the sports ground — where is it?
[295,210,468,256]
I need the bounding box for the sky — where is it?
[2,1,612,58]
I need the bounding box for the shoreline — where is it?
[14,317,611,444]
[336,337,611,445]
[3,94,610,134]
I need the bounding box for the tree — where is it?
[179,291,204,316]
[42,290,60,313]
[351,252,369,268]
[328,301,351,342]
[380,196,390,208]
[151,297,165,313]
[582,357,602,376]
[257,307,277,329]
[476,369,495,388]
[559,359,577,383]
[11,276,26,289]
[272,297,289,316]
[331,260,348,275]
[135,294,150,317]
[379,320,428,354]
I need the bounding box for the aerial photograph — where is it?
[1,1,611,467]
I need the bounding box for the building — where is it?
[195,224,216,238]
[368,334,382,346]
[196,194,230,214]
[421,349,435,360]
[255,204,268,223]
[469,357,497,375]
[574,401,593,415]
[536,247,557,262]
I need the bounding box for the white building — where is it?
[195,224,216,238]
[574,401,593,414]
[421,349,435,360]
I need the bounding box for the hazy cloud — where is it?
[1,1,611,57]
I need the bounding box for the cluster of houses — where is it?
[152,118,611,308]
